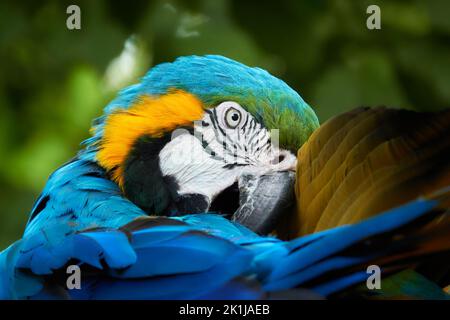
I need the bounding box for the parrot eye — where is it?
[216,101,246,129]
[224,107,242,129]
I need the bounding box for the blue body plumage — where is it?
[0,181,442,299]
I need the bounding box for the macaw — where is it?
[0,55,449,300]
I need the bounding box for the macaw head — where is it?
[83,55,319,233]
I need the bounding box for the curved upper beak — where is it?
[232,171,296,235]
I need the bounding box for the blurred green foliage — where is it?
[0,0,449,248]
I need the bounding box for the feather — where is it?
[3,190,448,299]
[289,107,450,236]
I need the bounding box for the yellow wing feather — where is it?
[290,107,450,236]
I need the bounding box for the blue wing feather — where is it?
[265,199,436,284]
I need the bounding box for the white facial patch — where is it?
[158,101,297,209]
[159,132,242,206]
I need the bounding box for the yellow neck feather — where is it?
[96,90,204,187]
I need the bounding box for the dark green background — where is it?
[1,0,449,248]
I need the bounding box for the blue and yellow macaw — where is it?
[1,55,449,299]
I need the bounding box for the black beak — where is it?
[232,171,296,235]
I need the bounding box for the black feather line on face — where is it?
[194,110,226,162]
[201,105,273,168]
[123,133,180,215]
[122,128,216,216]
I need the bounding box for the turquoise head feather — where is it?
[82,55,319,163]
